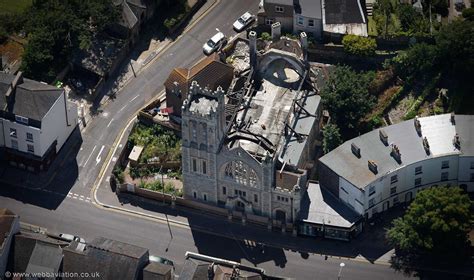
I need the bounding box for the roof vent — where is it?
[379,129,388,146]
[368,160,378,174]
[391,144,402,163]
[414,116,422,136]
[453,133,461,149]
[423,137,430,154]
[351,143,361,158]
[450,112,455,125]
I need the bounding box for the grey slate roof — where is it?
[25,242,63,275]
[299,182,361,228]
[0,72,63,122]
[319,114,472,189]
[179,256,263,280]
[63,237,149,280]
[324,0,365,24]
[296,0,322,19]
[281,93,321,166]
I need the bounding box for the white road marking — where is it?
[130,95,139,102]
[106,176,110,182]
[79,198,84,201]
[112,157,117,162]
[83,145,97,167]
[119,144,123,148]
[80,195,85,199]
[72,196,77,199]
[102,112,109,117]
[107,118,114,128]
[119,105,127,112]
[95,145,105,166]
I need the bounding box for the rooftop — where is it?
[0,72,63,122]
[0,208,18,250]
[299,182,361,228]
[319,114,473,189]
[295,0,322,19]
[25,242,63,275]
[189,96,219,117]
[324,0,366,24]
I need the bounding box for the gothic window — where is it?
[222,161,258,187]
[202,123,207,139]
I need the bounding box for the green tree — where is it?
[320,66,376,131]
[462,7,474,21]
[342,34,377,56]
[322,123,342,153]
[390,43,438,82]
[387,187,472,277]
[374,0,396,37]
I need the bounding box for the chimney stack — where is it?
[271,22,281,41]
[249,31,257,69]
[300,32,308,60]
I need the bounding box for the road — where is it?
[0,0,413,279]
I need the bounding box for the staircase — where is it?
[366,1,374,16]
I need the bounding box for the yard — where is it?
[0,0,32,15]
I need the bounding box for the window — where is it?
[308,19,314,27]
[441,160,449,169]
[192,158,197,172]
[390,186,397,195]
[285,197,289,202]
[15,115,28,124]
[369,198,375,208]
[470,173,474,182]
[415,166,422,175]
[355,199,363,206]
[193,192,197,199]
[223,187,226,195]
[393,196,399,205]
[390,175,398,184]
[275,5,284,13]
[441,172,449,181]
[254,194,258,203]
[265,18,274,25]
[27,144,34,153]
[470,162,474,169]
[9,128,17,138]
[243,191,246,197]
[203,194,207,201]
[277,196,280,201]
[297,16,304,26]
[223,161,258,187]
[369,186,375,196]
[26,132,33,142]
[415,178,422,187]
[202,160,207,175]
[11,139,18,150]
[340,187,348,194]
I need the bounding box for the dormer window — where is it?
[15,115,28,124]
[275,5,284,13]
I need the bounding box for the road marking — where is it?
[83,145,97,167]
[106,176,110,182]
[130,95,139,102]
[119,105,127,112]
[107,118,114,128]
[95,145,105,166]
[80,195,85,199]
[79,198,84,201]
[102,112,109,117]
[112,157,117,162]
[72,196,77,199]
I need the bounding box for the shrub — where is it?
[260,32,271,41]
[342,34,377,56]
[462,7,474,20]
[164,17,178,30]
[112,166,125,184]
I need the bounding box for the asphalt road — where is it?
[0,0,414,279]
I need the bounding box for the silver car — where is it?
[203,31,227,55]
[233,12,255,32]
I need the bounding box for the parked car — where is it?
[59,233,85,243]
[203,31,227,55]
[150,255,174,267]
[233,12,255,32]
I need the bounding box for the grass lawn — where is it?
[0,0,32,15]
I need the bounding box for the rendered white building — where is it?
[318,114,474,219]
[0,72,78,171]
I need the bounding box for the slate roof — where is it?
[63,237,148,280]
[25,242,63,275]
[324,0,366,24]
[319,114,472,189]
[299,182,361,228]
[296,0,322,19]
[0,208,17,250]
[0,72,63,122]
[164,53,234,96]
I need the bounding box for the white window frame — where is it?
[27,144,34,153]
[15,115,28,124]
[10,128,17,138]
[26,132,34,142]
[265,18,274,25]
[297,16,304,26]
[275,5,284,13]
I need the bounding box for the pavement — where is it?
[0,1,421,279]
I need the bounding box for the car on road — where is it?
[203,31,227,55]
[233,12,255,32]
[150,255,174,268]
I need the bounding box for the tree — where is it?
[462,7,474,21]
[320,66,376,131]
[322,123,342,153]
[390,43,438,82]
[387,187,472,277]
[342,34,377,56]
[374,0,396,38]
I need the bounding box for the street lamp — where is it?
[337,262,345,280]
